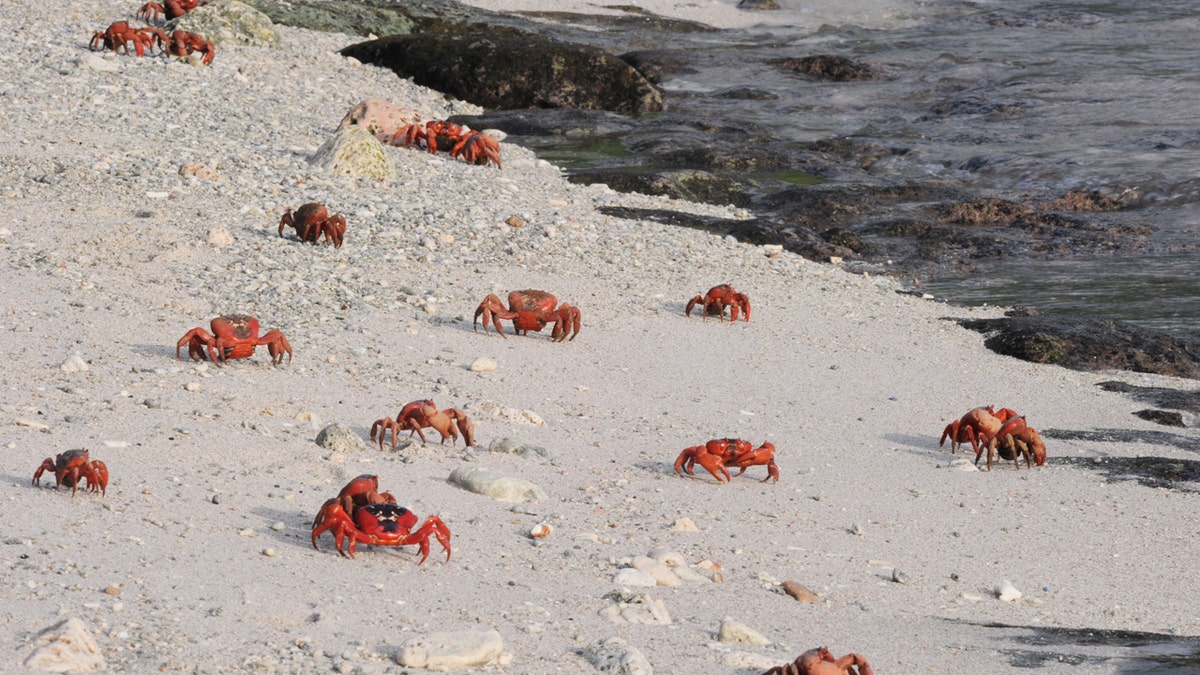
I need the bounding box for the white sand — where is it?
[3,0,1199,672]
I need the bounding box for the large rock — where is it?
[337,99,424,145]
[172,0,281,48]
[583,637,654,675]
[341,28,664,115]
[315,423,371,453]
[956,315,1200,379]
[24,617,104,673]
[396,627,506,669]
[309,126,398,180]
[448,466,546,502]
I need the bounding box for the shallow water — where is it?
[524,0,1200,335]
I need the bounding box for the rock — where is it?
[612,568,657,587]
[583,636,654,675]
[468,357,497,372]
[529,522,551,538]
[59,354,89,373]
[449,466,547,503]
[779,581,819,602]
[475,402,546,427]
[599,589,672,625]
[336,99,424,145]
[171,0,281,48]
[737,0,780,10]
[396,627,505,669]
[341,28,664,115]
[486,436,551,459]
[769,54,879,82]
[205,225,234,246]
[956,315,1200,379]
[630,555,681,587]
[994,579,1022,602]
[646,547,686,567]
[24,617,104,673]
[717,617,772,645]
[314,423,370,453]
[672,517,698,532]
[309,126,398,180]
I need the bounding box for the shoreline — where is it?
[4,0,1200,672]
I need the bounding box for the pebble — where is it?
[59,354,89,373]
[717,617,772,645]
[780,581,819,602]
[23,617,104,673]
[994,579,1023,602]
[448,466,547,503]
[583,637,653,675]
[396,628,506,669]
[469,357,498,372]
[263,548,276,557]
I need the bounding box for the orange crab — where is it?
[164,30,214,65]
[939,405,1020,455]
[404,402,476,447]
[311,475,451,563]
[176,314,291,366]
[474,289,581,342]
[278,202,347,248]
[450,131,502,168]
[674,438,777,483]
[730,440,779,482]
[89,21,167,57]
[686,284,750,322]
[371,399,435,450]
[394,120,464,153]
[33,449,109,497]
[762,646,874,675]
[978,416,1046,470]
[136,0,206,22]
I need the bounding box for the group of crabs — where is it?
[940,405,1047,470]
[89,0,215,65]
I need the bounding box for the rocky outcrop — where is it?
[341,29,663,115]
[171,0,280,48]
[955,315,1200,378]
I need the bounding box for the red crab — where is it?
[176,314,292,366]
[762,646,874,675]
[674,438,778,483]
[729,440,779,482]
[165,30,214,65]
[450,131,502,168]
[978,416,1046,470]
[686,284,750,322]
[311,475,451,563]
[404,402,476,447]
[278,202,347,248]
[136,0,206,22]
[89,21,167,57]
[33,449,109,497]
[474,289,581,342]
[394,120,465,154]
[370,398,435,450]
[939,405,1020,455]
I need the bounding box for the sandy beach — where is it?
[3,0,1200,672]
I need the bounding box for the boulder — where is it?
[448,466,547,502]
[341,28,664,115]
[309,126,398,180]
[315,423,371,453]
[171,0,281,48]
[337,99,424,145]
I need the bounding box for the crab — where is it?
[370,399,436,450]
[474,289,581,342]
[762,646,874,675]
[675,438,778,484]
[278,202,347,248]
[176,314,292,366]
[394,120,465,154]
[450,131,502,168]
[979,416,1046,470]
[89,21,167,57]
[730,440,780,482]
[686,284,751,322]
[311,474,451,563]
[939,406,1020,455]
[404,402,476,447]
[33,449,109,497]
[164,30,214,65]
[135,0,206,22]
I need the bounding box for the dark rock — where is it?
[341,28,664,115]
[954,315,1200,378]
[620,50,699,84]
[713,87,779,101]
[738,0,780,10]
[1052,455,1200,491]
[594,206,855,263]
[1132,410,1186,427]
[769,55,879,82]
[928,197,1030,226]
[449,108,642,137]
[241,0,419,37]
[928,95,1025,117]
[820,227,868,253]
[1097,380,1200,412]
[569,169,750,206]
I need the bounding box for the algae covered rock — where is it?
[310,126,398,180]
[172,0,281,48]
